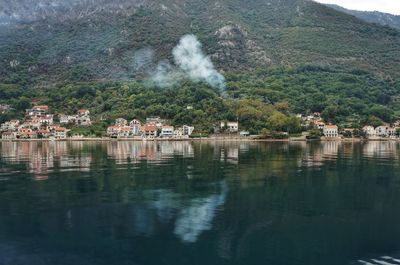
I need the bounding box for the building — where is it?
[37,129,51,138]
[1,120,20,131]
[118,126,132,138]
[160,126,174,138]
[77,109,90,116]
[221,121,239,133]
[362,126,376,138]
[143,124,158,138]
[130,119,142,135]
[115,118,128,127]
[107,126,120,138]
[1,131,16,140]
[376,126,395,137]
[26,105,49,118]
[17,128,37,139]
[31,116,54,125]
[182,125,194,136]
[323,125,338,138]
[59,114,76,124]
[76,116,92,126]
[146,116,164,128]
[54,127,68,139]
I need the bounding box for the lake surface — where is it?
[1,141,400,265]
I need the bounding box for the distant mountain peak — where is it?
[327,4,400,30]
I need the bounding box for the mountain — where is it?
[0,0,400,130]
[0,0,399,86]
[327,4,400,30]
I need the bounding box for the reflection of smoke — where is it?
[173,35,225,90]
[174,182,228,243]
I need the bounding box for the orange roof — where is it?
[145,124,157,131]
[325,125,338,129]
[55,127,67,132]
[33,105,49,110]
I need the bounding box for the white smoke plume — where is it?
[173,35,225,90]
[134,34,225,90]
[151,60,182,88]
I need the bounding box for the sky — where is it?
[314,0,400,15]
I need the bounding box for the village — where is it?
[1,104,400,141]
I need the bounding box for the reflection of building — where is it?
[0,142,92,177]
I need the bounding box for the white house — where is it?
[182,125,194,136]
[76,116,92,126]
[323,125,338,138]
[375,126,395,137]
[161,126,174,138]
[1,131,16,140]
[130,119,142,135]
[362,126,376,138]
[118,126,132,138]
[221,121,239,133]
[59,114,76,124]
[54,127,68,139]
[1,120,20,131]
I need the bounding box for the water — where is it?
[1,141,400,265]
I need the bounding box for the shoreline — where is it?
[0,137,399,143]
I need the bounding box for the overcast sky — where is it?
[314,0,400,15]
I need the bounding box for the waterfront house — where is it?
[143,124,158,138]
[54,127,68,139]
[174,128,183,138]
[323,125,338,138]
[161,126,174,138]
[37,129,51,138]
[107,126,120,138]
[118,126,132,138]
[376,125,395,137]
[182,125,194,136]
[362,126,376,138]
[17,127,37,139]
[130,119,142,135]
[1,131,16,140]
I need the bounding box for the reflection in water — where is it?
[174,182,227,243]
[1,141,400,265]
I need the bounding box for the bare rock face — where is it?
[213,24,272,69]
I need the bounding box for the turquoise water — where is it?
[1,141,400,265]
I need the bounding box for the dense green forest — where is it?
[1,64,399,135]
